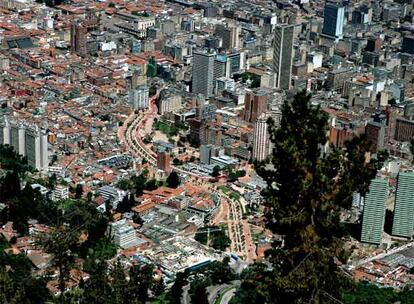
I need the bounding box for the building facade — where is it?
[252,110,282,161]
[272,24,294,90]
[243,89,268,123]
[361,178,388,245]
[192,51,215,98]
[392,172,414,238]
[322,2,345,39]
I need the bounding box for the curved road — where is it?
[119,94,212,181]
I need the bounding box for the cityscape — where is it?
[0,0,414,303]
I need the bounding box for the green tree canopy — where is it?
[234,91,387,303]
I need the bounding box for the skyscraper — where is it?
[0,117,48,171]
[392,172,414,238]
[322,2,345,39]
[192,51,215,98]
[361,178,388,245]
[243,89,268,123]
[252,110,282,161]
[272,24,294,90]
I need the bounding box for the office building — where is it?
[322,2,345,39]
[402,36,414,55]
[158,89,182,115]
[351,5,372,25]
[392,172,414,238]
[395,118,414,142]
[215,77,235,94]
[110,219,142,249]
[361,178,388,245]
[214,54,230,80]
[157,151,171,173]
[128,86,149,110]
[272,24,294,90]
[192,51,215,98]
[243,89,268,123]
[365,121,386,153]
[215,24,241,50]
[252,110,282,161]
[200,144,214,165]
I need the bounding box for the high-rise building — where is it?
[200,144,214,164]
[0,116,10,145]
[361,178,388,245]
[392,172,414,238]
[402,36,414,55]
[24,126,48,171]
[243,89,268,123]
[157,151,171,173]
[71,21,88,56]
[192,51,215,98]
[0,117,48,171]
[215,24,241,50]
[365,121,386,153]
[322,2,345,39]
[272,24,294,90]
[128,86,149,110]
[252,110,282,161]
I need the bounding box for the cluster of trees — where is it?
[117,169,160,195]
[227,169,246,182]
[233,72,260,88]
[229,91,388,303]
[0,235,51,303]
[194,226,231,251]
[62,260,165,303]
[342,282,414,304]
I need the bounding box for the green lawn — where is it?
[154,121,179,138]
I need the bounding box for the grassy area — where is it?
[218,186,241,201]
[154,121,179,138]
[151,293,167,304]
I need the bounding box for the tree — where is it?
[128,264,154,303]
[36,225,80,295]
[410,138,414,164]
[245,91,388,303]
[149,85,157,97]
[190,278,209,304]
[212,165,221,178]
[116,196,128,213]
[145,179,158,191]
[75,184,83,199]
[166,171,180,188]
[1,170,21,201]
[167,271,188,304]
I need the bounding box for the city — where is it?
[0,0,413,303]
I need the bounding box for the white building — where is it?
[52,185,69,202]
[128,86,149,110]
[110,219,141,249]
[0,117,48,171]
[215,77,235,94]
[252,110,282,161]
